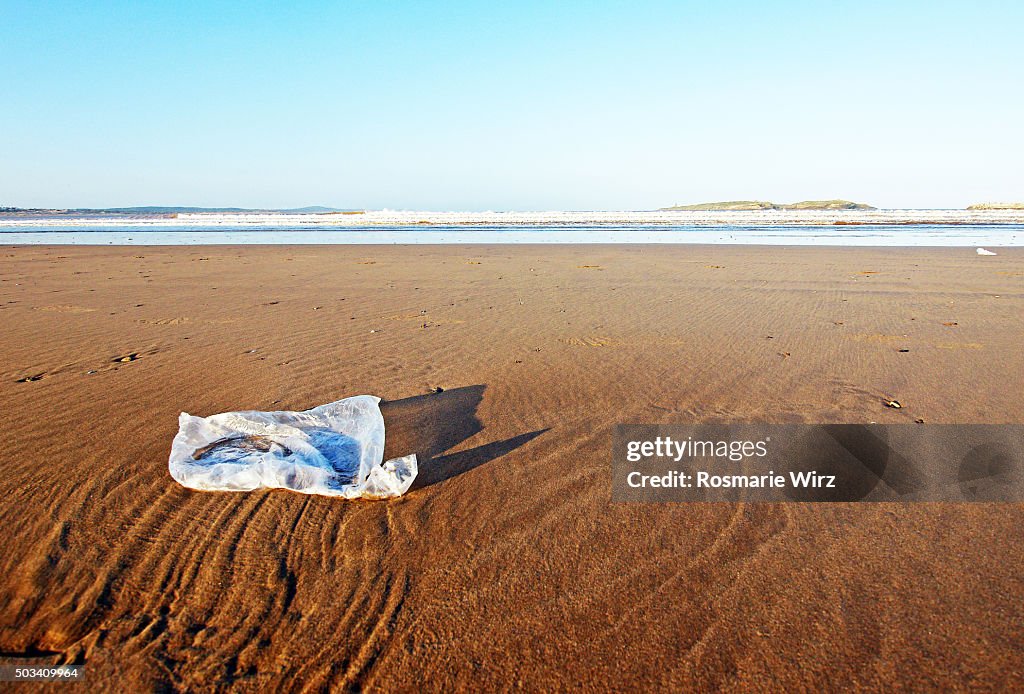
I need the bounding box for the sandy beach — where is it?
[1,243,1023,690]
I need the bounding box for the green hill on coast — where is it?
[966,202,1024,210]
[660,199,875,211]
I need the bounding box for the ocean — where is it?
[2,210,1022,246]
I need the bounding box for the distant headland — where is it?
[966,202,1024,210]
[659,200,876,211]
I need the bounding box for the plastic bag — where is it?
[168,395,417,499]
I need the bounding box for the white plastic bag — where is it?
[168,395,417,499]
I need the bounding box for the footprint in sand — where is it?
[35,305,97,314]
[851,333,907,343]
[826,378,885,411]
[387,311,429,321]
[562,336,614,347]
[138,317,191,325]
[386,312,465,326]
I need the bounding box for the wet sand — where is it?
[1,244,1023,690]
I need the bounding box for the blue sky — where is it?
[1,1,1021,210]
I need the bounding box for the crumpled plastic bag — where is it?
[168,395,417,499]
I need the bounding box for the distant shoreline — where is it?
[967,202,1024,211]
[659,199,875,211]
[3,201,1024,216]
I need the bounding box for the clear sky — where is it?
[2,1,1022,210]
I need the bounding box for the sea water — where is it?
[1,210,1022,246]
[2,224,1021,246]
